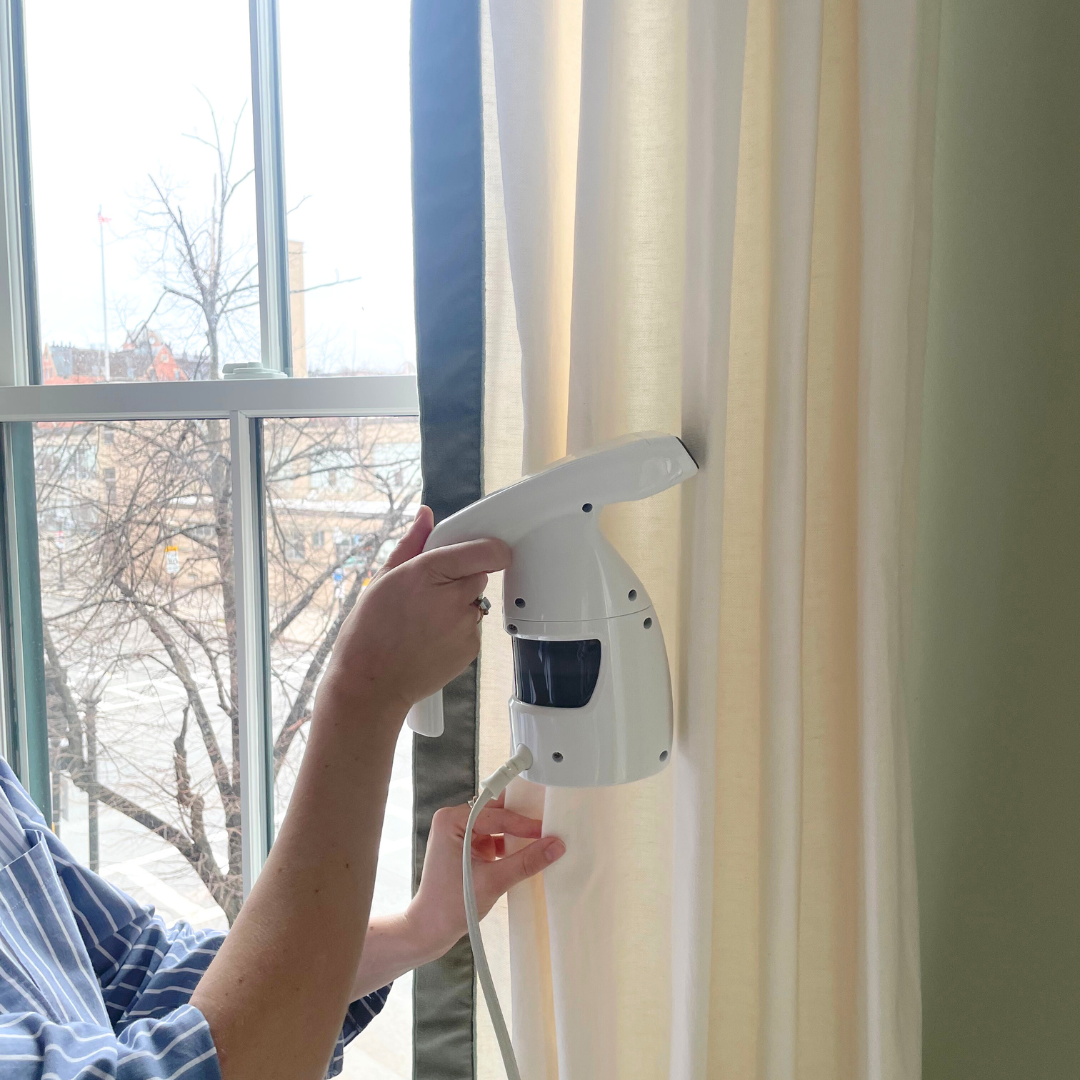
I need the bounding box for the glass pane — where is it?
[263,416,421,1077]
[24,2,259,383]
[34,419,237,930]
[279,1,415,377]
[513,638,603,708]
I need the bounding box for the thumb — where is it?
[488,836,565,896]
[381,506,434,572]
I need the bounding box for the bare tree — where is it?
[39,417,418,923]
[130,98,259,380]
[35,105,421,925]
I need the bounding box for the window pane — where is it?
[263,416,420,1077]
[24,2,259,383]
[279,2,415,377]
[35,419,238,931]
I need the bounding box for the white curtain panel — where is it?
[483,0,935,1075]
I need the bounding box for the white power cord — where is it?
[464,745,534,1080]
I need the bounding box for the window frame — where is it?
[0,0,420,899]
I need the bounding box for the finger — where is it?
[381,507,434,571]
[487,836,565,895]
[454,572,489,604]
[494,836,506,857]
[423,538,511,583]
[472,834,498,862]
[474,807,543,840]
[430,804,469,833]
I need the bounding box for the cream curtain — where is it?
[479,0,936,1075]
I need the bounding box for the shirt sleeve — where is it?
[0,913,390,1080]
[0,1007,220,1080]
[333,985,394,1076]
[1,761,390,1077]
[97,915,391,1078]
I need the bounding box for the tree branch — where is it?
[43,624,226,899]
[113,576,234,809]
[273,569,365,774]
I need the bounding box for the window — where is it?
[24,0,259,384]
[264,417,420,1073]
[35,419,239,926]
[0,1,422,1075]
[14,0,415,388]
[309,449,358,492]
[284,531,306,562]
[265,416,421,833]
[278,1,415,378]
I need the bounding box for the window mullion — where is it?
[249,0,292,376]
[0,0,39,388]
[0,422,48,814]
[0,374,420,424]
[232,411,273,895]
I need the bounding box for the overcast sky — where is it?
[24,0,414,375]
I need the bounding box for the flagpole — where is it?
[98,206,110,382]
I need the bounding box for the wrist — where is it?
[352,912,439,1001]
[400,901,456,967]
[313,673,409,735]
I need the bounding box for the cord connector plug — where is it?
[480,745,533,798]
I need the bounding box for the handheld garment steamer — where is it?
[406,432,697,1079]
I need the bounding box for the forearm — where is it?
[192,689,402,1080]
[186,512,510,1079]
[351,912,444,1000]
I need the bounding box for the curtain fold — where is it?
[483,0,931,1074]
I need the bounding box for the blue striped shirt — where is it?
[0,757,389,1079]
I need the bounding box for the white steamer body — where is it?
[507,610,672,787]
[405,431,696,788]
